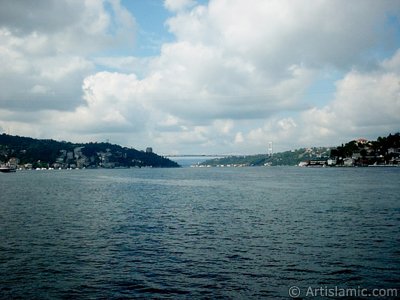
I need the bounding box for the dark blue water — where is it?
[1,167,399,299]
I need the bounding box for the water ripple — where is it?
[0,167,399,298]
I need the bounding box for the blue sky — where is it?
[0,0,399,154]
[121,0,174,57]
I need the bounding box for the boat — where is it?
[0,165,17,173]
[298,160,326,167]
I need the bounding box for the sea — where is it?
[1,167,399,299]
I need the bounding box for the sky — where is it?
[0,0,399,155]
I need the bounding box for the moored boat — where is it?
[0,165,17,173]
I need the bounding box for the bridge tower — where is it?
[267,141,273,157]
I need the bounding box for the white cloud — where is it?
[235,50,400,151]
[0,0,135,113]
[167,0,400,71]
[214,119,234,134]
[0,0,399,154]
[57,71,151,133]
[300,50,400,143]
[30,85,50,95]
[164,0,196,12]
[234,132,244,144]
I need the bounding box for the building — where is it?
[8,157,20,167]
[343,158,355,167]
[356,138,368,144]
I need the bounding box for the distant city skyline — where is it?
[0,0,399,154]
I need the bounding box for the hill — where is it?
[198,147,331,167]
[0,134,179,169]
[199,133,400,167]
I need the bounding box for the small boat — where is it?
[298,160,326,167]
[0,165,16,173]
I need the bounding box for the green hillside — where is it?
[0,134,179,169]
[199,147,331,167]
[200,133,400,167]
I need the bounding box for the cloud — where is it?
[0,0,135,114]
[144,41,314,121]
[167,0,400,71]
[0,0,84,35]
[55,71,151,134]
[0,0,399,154]
[300,50,400,142]
[164,0,196,12]
[234,50,400,152]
